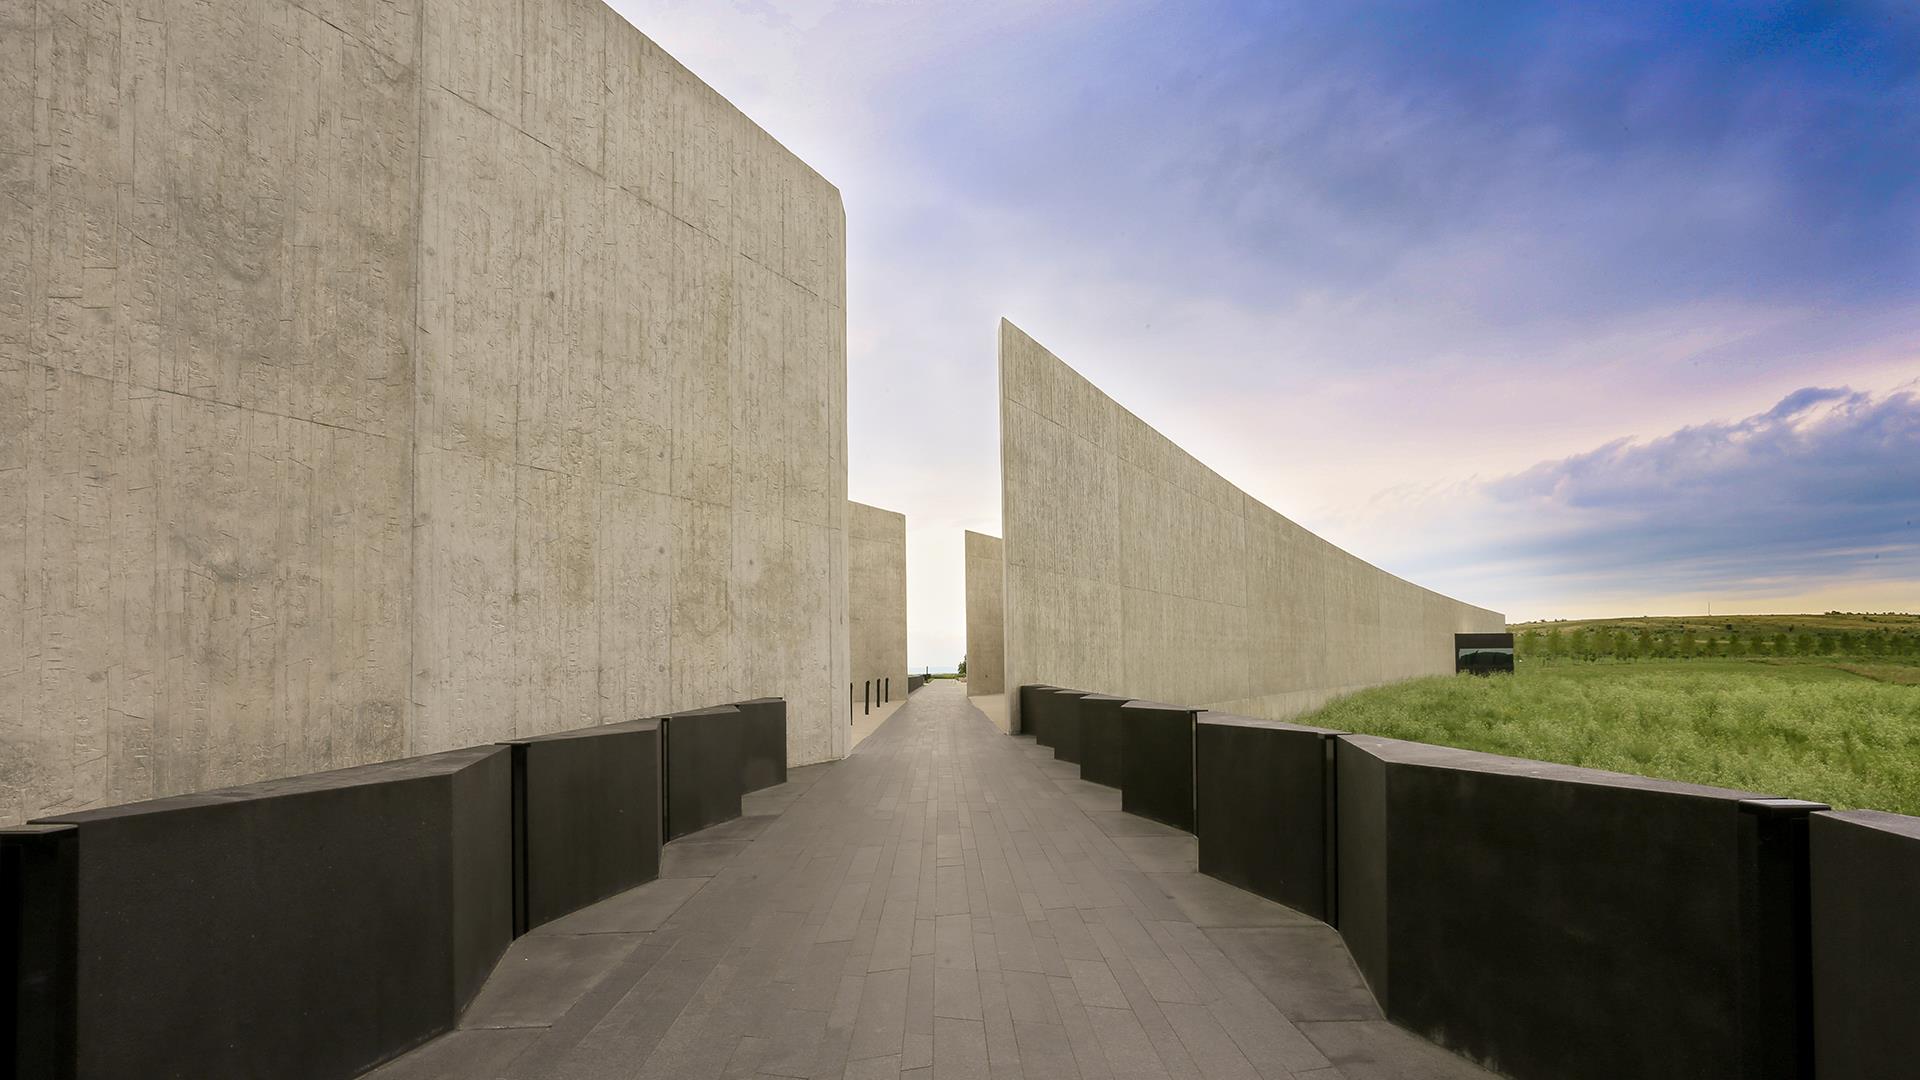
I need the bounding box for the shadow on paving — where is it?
[365,681,1493,1080]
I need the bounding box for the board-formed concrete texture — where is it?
[964,531,1007,695]
[1335,733,1823,1080]
[848,501,908,712]
[1,0,849,825]
[997,320,1503,733]
[1809,809,1920,1080]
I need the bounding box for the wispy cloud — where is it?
[1367,384,1920,617]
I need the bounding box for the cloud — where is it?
[1369,385,1920,614]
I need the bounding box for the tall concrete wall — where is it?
[1,0,848,825]
[964,531,1006,695]
[998,320,1502,731]
[848,502,907,709]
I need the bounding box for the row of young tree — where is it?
[1516,626,1920,661]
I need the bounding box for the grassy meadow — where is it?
[1301,614,1920,816]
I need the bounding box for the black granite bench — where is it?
[662,705,746,840]
[1195,712,1341,922]
[733,697,789,793]
[503,720,663,934]
[1119,701,1198,831]
[4,746,513,1080]
[1335,733,1823,1080]
[1810,809,1920,1080]
[1076,694,1129,788]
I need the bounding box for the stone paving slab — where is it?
[364,681,1495,1080]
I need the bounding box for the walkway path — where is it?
[368,681,1491,1079]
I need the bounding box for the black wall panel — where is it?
[2,824,76,1080]
[1119,702,1196,832]
[1195,713,1340,922]
[505,720,663,934]
[1076,695,1128,788]
[732,698,789,793]
[1334,734,1821,1080]
[21,746,513,1080]
[1046,690,1090,764]
[1015,685,1054,738]
[662,706,746,841]
[1809,809,1920,1080]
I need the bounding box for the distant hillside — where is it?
[1508,613,1920,662]
[1512,612,1920,635]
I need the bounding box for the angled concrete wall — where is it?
[964,531,1006,696]
[848,501,907,711]
[1,0,848,825]
[998,320,1502,730]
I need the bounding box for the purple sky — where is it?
[613,0,1920,669]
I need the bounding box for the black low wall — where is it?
[506,721,663,935]
[11,746,513,1080]
[907,674,928,694]
[733,698,789,793]
[1026,685,1074,749]
[1335,734,1822,1080]
[1015,684,1054,737]
[1119,702,1197,831]
[1195,713,1340,922]
[1810,809,1920,1080]
[1047,689,1090,764]
[1076,695,1129,788]
[3,824,75,1080]
[662,705,746,841]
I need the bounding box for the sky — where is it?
[612,0,1920,670]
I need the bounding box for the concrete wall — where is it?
[848,502,907,710]
[1,0,848,825]
[998,320,1501,731]
[964,531,1006,695]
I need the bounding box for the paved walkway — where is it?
[368,681,1491,1079]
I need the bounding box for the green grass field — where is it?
[1301,652,1920,816]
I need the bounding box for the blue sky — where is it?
[615,0,1920,668]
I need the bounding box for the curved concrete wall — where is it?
[849,501,907,709]
[998,320,1501,730]
[1,0,849,825]
[964,530,1006,696]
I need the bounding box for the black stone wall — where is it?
[1809,809,1920,1080]
[506,720,663,934]
[1015,684,1054,737]
[662,705,747,841]
[733,698,789,793]
[1119,702,1197,831]
[1333,734,1822,1080]
[1045,689,1090,764]
[1076,695,1129,788]
[1194,713,1340,922]
[2,824,76,1080]
[1,695,791,1080]
[14,746,514,1080]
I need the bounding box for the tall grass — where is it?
[1305,666,1920,815]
